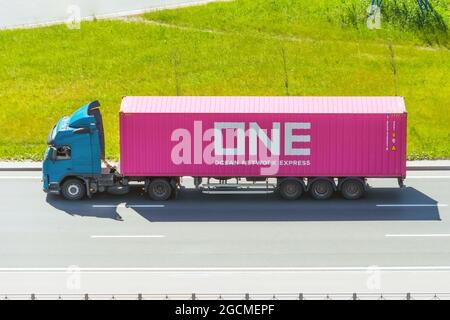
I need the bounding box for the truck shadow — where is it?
[46,186,442,222]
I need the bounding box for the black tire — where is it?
[148,179,172,201]
[61,178,86,200]
[309,179,334,200]
[341,178,365,200]
[279,179,303,200]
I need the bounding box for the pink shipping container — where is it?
[119,96,407,179]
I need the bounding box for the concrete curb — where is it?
[0,162,42,172]
[0,167,42,172]
[407,166,450,171]
[1,161,449,172]
[406,160,450,171]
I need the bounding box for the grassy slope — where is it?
[0,0,449,160]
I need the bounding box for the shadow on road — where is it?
[45,186,442,222]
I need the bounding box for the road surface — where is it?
[0,170,449,296]
[0,0,220,29]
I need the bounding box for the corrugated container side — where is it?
[119,112,406,178]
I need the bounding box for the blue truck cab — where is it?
[43,101,107,199]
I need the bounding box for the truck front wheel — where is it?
[61,178,86,200]
[148,179,172,201]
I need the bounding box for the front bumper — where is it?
[42,171,60,194]
[44,182,60,194]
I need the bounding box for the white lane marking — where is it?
[386,234,450,238]
[0,176,41,179]
[2,266,450,273]
[92,204,165,208]
[376,204,447,207]
[91,235,165,239]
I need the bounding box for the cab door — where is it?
[70,131,94,175]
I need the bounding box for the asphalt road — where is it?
[0,0,219,29]
[0,170,449,295]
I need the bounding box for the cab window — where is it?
[56,146,71,160]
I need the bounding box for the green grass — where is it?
[0,0,449,160]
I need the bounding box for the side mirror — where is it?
[50,147,57,161]
[74,127,92,135]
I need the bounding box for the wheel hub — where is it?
[315,182,328,194]
[154,184,166,195]
[68,185,80,196]
[285,183,297,195]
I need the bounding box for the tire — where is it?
[279,179,303,200]
[341,178,365,200]
[148,179,172,201]
[309,179,334,200]
[61,178,86,200]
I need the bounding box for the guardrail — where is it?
[2,293,449,300]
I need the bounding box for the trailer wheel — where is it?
[148,179,172,201]
[279,179,303,200]
[341,178,365,200]
[61,178,86,201]
[309,179,334,200]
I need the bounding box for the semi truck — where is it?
[42,96,407,201]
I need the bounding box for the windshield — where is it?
[43,146,51,160]
[47,125,56,145]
